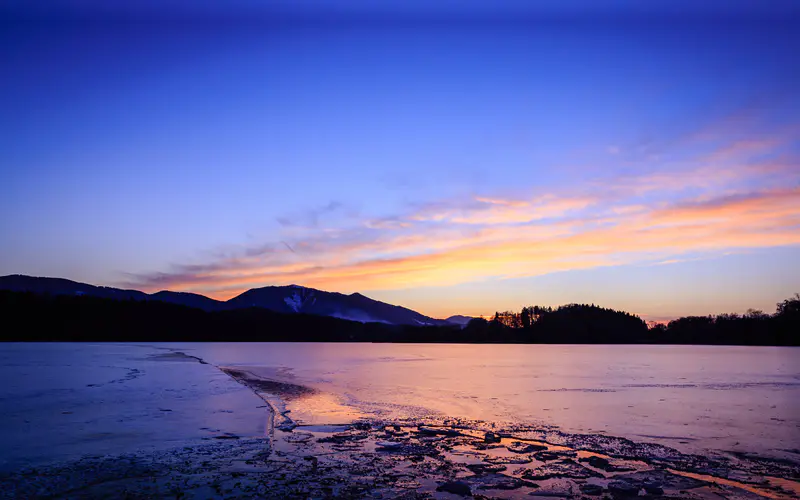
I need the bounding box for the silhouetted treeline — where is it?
[647,296,800,346]
[464,303,651,343]
[465,296,800,345]
[0,290,797,345]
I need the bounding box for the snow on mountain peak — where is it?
[284,293,303,312]
[284,288,316,312]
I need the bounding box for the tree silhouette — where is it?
[776,293,800,317]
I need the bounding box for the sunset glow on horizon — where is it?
[2,1,798,321]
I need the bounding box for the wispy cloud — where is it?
[408,195,597,225]
[275,201,349,228]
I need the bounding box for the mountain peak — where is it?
[445,315,474,326]
[223,284,449,326]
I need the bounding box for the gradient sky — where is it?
[1,1,799,321]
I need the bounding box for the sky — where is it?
[1,0,799,321]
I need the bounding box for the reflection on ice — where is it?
[186,342,799,462]
[0,342,798,499]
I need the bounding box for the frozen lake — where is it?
[0,343,267,472]
[0,343,798,472]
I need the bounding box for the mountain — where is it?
[227,285,449,326]
[0,275,448,326]
[149,290,227,311]
[0,275,149,301]
[445,315,474,327]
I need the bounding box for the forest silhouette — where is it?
[1,290,797,345]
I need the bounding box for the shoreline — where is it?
[219,366,313,434]
[2,351,799,499]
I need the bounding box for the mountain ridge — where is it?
[0,274,455,326]
[445,315,474,328]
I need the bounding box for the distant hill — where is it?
[0,275,149,301]
[0,275,448,326]
[149,290,227,311]
[445,315,474,327]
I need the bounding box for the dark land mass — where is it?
[0,275,449,326]
[1,289,797,345]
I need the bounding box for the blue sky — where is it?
[1,1,799,320]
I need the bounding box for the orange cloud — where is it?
[649,187,800,226]
[407,194,597,225]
